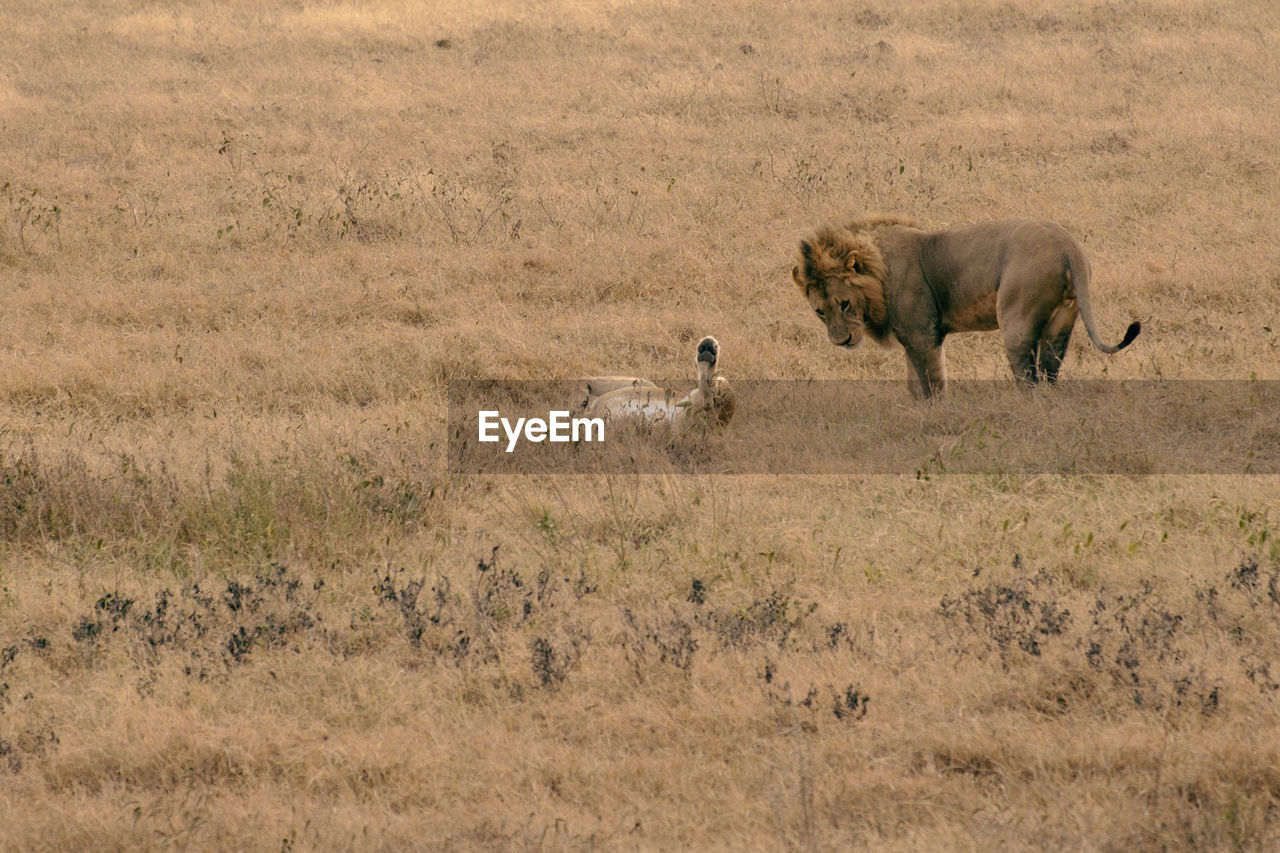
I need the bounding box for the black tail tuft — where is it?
[1117,321,1141,350]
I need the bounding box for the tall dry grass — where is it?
[2,0,1280,849]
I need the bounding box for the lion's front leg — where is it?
[904,344,946,399]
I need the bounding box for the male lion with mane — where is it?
[791,215,1141,398]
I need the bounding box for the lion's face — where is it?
[793,269,875,349]
[792,227,888,350]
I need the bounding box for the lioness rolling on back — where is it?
[791,215,1141,398]
[574,336,735,430]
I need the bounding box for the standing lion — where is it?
[791,215,1141,398]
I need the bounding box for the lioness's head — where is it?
[792,226,889,349]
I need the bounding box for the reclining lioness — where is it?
[574,336,735,431]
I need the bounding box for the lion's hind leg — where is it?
[1001,326,1041,384]
[1036,301,1078,383]
[998,255,1078,384]
[999,291,1063,384]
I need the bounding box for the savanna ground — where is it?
[2,0,1280,849]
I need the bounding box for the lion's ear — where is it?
[799,239,814,264]
[846,253,865,275]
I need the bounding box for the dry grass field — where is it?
[2,0,1280,849]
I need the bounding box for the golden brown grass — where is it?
[2,0,1280,849]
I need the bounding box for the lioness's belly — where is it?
[586,386,679,421]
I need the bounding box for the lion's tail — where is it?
[1066,253,1141,354]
